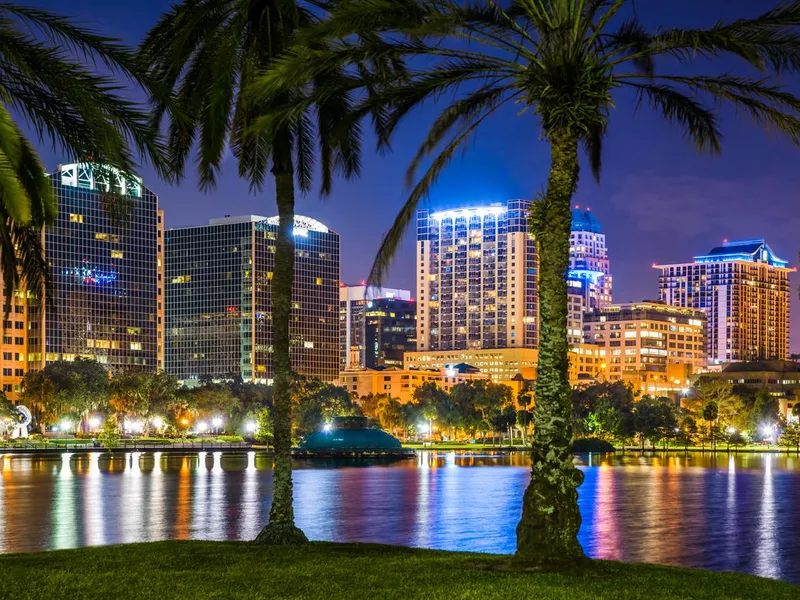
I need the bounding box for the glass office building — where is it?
[363,297,417,369]
[416,200,537,351]
[338,284,411,370]
[166,215,340,383]
[42,163,164,372]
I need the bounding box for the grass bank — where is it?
[0,541,795,600]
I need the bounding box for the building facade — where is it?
[657,239,792,363]
[583,301,707,395]
[0,286,33,400]
[41,163,164,373]
[404,345,606,389]
[165,215,339,384]
[338,285,411,369]
[363,297,416,369]
[416,200,537,352]
[336,365,487,404]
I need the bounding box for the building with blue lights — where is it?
[416,200,537,352]
[38,163,164,372]
[165,215,339,384]
[657,239,792,363]
[567,207,612,344]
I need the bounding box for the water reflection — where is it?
[0,451,799,583]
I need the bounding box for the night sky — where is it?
[26,0,800,351]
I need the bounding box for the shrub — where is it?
[571,437,615,454]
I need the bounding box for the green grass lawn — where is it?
[0,541,795,600]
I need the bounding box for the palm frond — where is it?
[624,81,721,153]
[369,102,506,287]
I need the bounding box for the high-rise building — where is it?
[568,207,612,306]
[567,207,612,344]
[339,285,411,369]
[41,163,164,373]
[165,214,339,384]
[364,297,416,369]
[656,239,792,363]
[583,301,707,394]
[416,200,537,351]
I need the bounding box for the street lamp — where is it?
[152,416,164,430]
[197,420,208,434]
[245,422,257,433]
[89,416,101,430]
[212,416,223,433]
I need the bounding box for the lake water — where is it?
[1,451,799,583]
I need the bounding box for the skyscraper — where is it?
[41,163,164,373]
[165,215,339,384]
[566,207,612,344]
[656,239,792,363]
[363,297,416,369]
[416,200,537,351]
[338,284,412,369]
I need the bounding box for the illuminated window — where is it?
[267,272,273,280]
[170,275,191,284]
[304,341,314,349]
[316,277,323,286]
[69,213,84,223]
[95,232,109,241]
[111,250,124,259]
[130,342,142,350]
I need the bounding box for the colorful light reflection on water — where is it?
[0,451,799,583]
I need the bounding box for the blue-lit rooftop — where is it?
[694,239,788,268]
[571,207,602,233]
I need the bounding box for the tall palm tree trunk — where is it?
[516,131,586,567]
[256,151,308,545]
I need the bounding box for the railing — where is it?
[0,441,252,452]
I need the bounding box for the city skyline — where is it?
[23,1,800,354]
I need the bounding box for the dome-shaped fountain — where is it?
[294,417,414,458]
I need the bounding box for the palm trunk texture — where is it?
[515,131,586,567]
[255,158,308,546]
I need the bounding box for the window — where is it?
[2,352,10,360]
[14,368,23,377]
[316,277,323,286]
[69,213,84,223]
[14,337,23,345]
[130,342,142,350]
[111,250,124,259]
[2,368,11,376]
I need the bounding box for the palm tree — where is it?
[0,4,165,308]
[138,0,366,545]
[258,0,800,566]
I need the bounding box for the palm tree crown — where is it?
[255,0,800,567]
[262,0,800,280]
[0,3,166,306]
